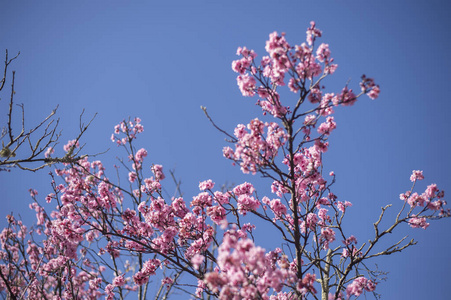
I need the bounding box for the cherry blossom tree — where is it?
[0,22,448,300]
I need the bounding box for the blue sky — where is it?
[1,1,450,298]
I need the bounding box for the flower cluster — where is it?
[204,232,305,299]
[223,119,288,174]
[110,117,144,146]
[346,277,376,298]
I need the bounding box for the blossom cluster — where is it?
[231,22,379,120]
[110,117,144,146]
[223,119,288,174]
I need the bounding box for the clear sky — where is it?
[1,1,450,299]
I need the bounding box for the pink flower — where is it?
[316,43,331,63]
[339,87,357,106]
[360,75,379,100]
[133,271,149,286]
[367,85,380,100]
[191,254,204,270]
[301,213,318,233]
[337,201,352,213]
[408,215,429,229]
[410,170,424,182]
[161,277,174,289]
[237,195,260,214]
[214,191,230,205]
[270,199,287,218]
[304,114,317,126]
[297,273,317,295]
[288,77,300,93]
[204,272,227,294]
[342,248,350,258]
[236,74,256,97]
[128,172,137,183]
[306,21,322,46]
[424,184,438,199]
[233,182,255,196]
[63,139,79,153]
[199,179,215,191]
[232,57,252,75]
[406,192,426,207]
[113,275,125,287]
[151,164,165,181]
[308,88,322,104]
[343,235,357,246]
[135,148,148,162]
[45,147,54,158]
[192,192,213,208]
[317,117,336,135]
[320,227,335,250]
[207,205,226,224]
[346,277,376,297]
[29,189,38,197]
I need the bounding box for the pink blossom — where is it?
[316,43,331,63]
[360,75,380,100]
[339,87,357,106]
[297,273,317,295]
[45,147,54,158]
[320,227,335,250]
[232,57,252,74]
[270,198,287,218]
[317,117,336,135]
[367,85,380,100]
[128,171,137,183]
[142,258,161,276]
[199,179,215,191]
[236,74,256,97]
[306,21,322,46]
[341,248,350,258]
[408,215,429,229]
[63,139,79,153]
[192,192,213,208]
[410,170,424,182]
[343,235,357,246]
[308,87,322,104]
[151,164,165,180]
[206,205,226,224]
[191,254,204,270]
[105,284,114,297]
[324,63,338,75]
[301,213,318,233]
[346,277,376,297]
[133,271,149,286]
[134,148,148,162]
[288,77,300,93]
[29,189,38,197]
[424,184,438,199]
[213,191,230,205]
[337,201,352,213]
[237,195,260,214]
[233,182,255,196]
[318,208,329,221]
[236,46,257,59]
[222,146,234,159]
[407,192,426,207]
[304,114,317,126]
[161,277,174,289]
[204,272,227,294]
